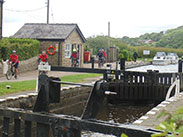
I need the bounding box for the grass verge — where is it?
[0,73,102,96]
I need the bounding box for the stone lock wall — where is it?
[0,86,92,136]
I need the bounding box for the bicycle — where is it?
[71,58,79,67]
[98,57,105,68]
[6,63,17,80]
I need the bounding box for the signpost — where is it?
[143,50,150,61]
[143,50,150,55]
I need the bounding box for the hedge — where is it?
[0,38,40,61]
[136,46,183,58]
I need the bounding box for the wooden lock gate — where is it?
[0,74,174,137]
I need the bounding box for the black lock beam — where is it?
[81,80,108,119]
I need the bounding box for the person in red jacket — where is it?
[70,49,78,67]
[8,50,19,78]
[38,51,48,63]
[102,49,107,62]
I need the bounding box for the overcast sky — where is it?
[3,0,183,38]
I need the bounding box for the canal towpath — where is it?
[0,61,150,82]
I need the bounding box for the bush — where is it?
[136,46,183,58]
[119,49,131,61]
[0,38,40,61]
[84,36,136,55]
[151,107,183,137]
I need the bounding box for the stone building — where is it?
[13,23,86,67]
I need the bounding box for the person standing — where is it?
[70,49,78,67]
[133,52,138,62]
[97,49,105,67]
[8,50,19,79]
[38,51,48,63]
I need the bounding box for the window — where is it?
[65,44,71,58]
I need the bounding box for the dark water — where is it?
[96,103,154,124]
[82,103,154,137]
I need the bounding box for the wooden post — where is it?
[2,117,9,137]
[178,59,182,73]
[25,121,32,137]
[91,57,94,69]
[14,119,21,137]
[0,0,3,40]
[120,58,125,70]
[115,61,119,80]
[36,123,49,137]
[178,73,183,91]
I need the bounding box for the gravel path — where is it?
[0,61,149,82]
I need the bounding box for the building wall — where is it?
[39,40,61,66]
[63,29,84,67]
[39,29,84,67]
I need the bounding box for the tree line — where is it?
[121,26,183,49]
[85,34,183,61]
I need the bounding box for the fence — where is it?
[108,70,182,103]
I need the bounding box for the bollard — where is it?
[120,58,125,70]
[106,64,112,69]
[178,59,182,73]
[115,61,119,80]
[91,57,94,69]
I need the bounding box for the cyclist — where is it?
[70,49,78,67]
[97,49,105,67]
[38,51,48,64]
[8,50,19,79]
[102,49,107,62]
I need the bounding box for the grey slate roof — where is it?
[13,23,86,42]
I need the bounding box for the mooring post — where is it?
[120,58,125,70]
[178,59,182,73]
[115,61,119,79]
[103,72,108,80]
[120,58,125,80]
[178,58,183,91]
[91,57,94,69]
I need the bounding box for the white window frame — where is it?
[65,43,71,58]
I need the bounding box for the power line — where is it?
[4,6,46,13]
[51,3,54,23]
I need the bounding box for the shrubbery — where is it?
[84,36,136,55]
[151,107,183,137]
[119,49,133,61]
[136,46,183,58]
[0,38,40,61]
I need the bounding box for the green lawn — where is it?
[137,58,153,62]
[61,73,102,83]
[0,73,102,96]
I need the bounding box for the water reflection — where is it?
[96,103,153,124]
[127,64,178,72]
[82,104,153,137]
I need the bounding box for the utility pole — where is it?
[47,0,49,24]
[108,22,110,62]
[0,0,4,40]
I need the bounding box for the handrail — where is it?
[166,77,180,100]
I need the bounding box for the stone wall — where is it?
[0,56,38,76]
[0,86,91,115]
[39,29,84,67]
[64,29,84,67]
[39,40,62,66]
[0,86,92,136]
